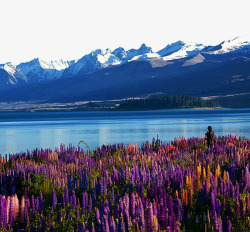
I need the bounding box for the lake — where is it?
[1,109,250,155]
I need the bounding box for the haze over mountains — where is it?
[0,37,250,107]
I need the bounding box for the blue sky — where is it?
[0,0,249,64]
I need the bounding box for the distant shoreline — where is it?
[0,106,225,113]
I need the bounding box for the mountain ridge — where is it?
[1,37,249,85]
[0,37,250,107]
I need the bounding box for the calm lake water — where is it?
[1,109,250,155]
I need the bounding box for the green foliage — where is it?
[196,143,207,151]
[78,140,90,150]
[118,95,220,110]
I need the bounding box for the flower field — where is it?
[0,135,249,231]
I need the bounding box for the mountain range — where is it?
[0,37,250,107]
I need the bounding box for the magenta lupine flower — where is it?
[227,220,232,232]
[166,226,171,232]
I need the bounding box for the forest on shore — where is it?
[117,95,220,110]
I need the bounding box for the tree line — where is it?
[118,95,220,110]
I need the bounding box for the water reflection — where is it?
[1,109,250,154]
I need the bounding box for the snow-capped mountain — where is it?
[62,49,121,77]
[17,58,75,82]
[206,37,250,55]
[0,37,249,86]
[62,43,156,77]
[158,41,207,60]
[0,63,27,89]
[125,43,155,61]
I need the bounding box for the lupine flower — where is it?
[52,190,57,209]
[0,136,248,231]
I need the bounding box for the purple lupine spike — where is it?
[65,187,69,205]
[130,193,136,217]
[235,182,240,199]
[109,216,116,232]
[167,195,174,215]
[245,165,249,190]
[85,192,88,209]
[100,178,104,197]
[176,199,182,222]
[76,208,80,218]
[39,192,44,213]
[104,215,110,232]
[52,190,57,210]
[31,195,35,213]
[111,188,115,202]
[213,211,218,231]
[104,178,107,195]
[118,214,126,232]
[152,200,157,218]
[96,208,100,221]
[123,208,130,231]
[72,190,76,209]
[119,199,124,214]
[25,198,30,210]
[211,192,215,214]
[146,203,153,232]
[167,226,171,232]
[139,200,145,229]
[124,193,129,213]
[35,198,39,213]
[82,192,86,214]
